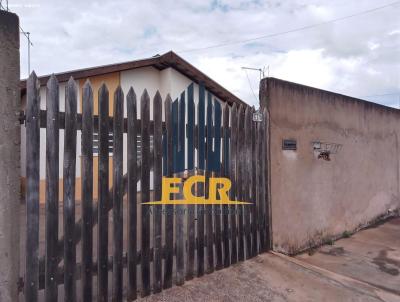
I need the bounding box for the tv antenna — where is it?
[241,66,269,105]
[241,67,262,81]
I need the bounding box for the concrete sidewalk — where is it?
[139,218,400,302]
[296,217,400,300]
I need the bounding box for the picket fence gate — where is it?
[23,72,270,301]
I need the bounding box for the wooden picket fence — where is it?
[23,71,270,301]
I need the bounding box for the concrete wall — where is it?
[0,10,20,302]
[260,77,400,255]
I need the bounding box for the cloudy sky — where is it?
[7,0,400,107]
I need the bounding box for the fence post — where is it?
[259,78,272,250]
[0,10,21,302]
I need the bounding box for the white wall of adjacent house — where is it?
[21,66,208,194]
[120,67,201,190]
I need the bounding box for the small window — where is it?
[93,132,99,155]
[282,139,297,150]
[137,135,141,161]
[91,133,153,158]
[92,132,113,155]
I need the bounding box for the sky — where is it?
[5,0,400,108]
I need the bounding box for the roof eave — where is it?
[20,51,247,107]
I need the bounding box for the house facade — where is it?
[20,51,246,202]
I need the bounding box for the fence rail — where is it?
[23,72,270,301]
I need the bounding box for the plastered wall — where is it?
[260,77,400,254]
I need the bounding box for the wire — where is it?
[177,0,400,54]
[0,0,8,10]
[362,93,399,97]
[244,69,258,103]
[0,2,33,45]
[21,30,33,46]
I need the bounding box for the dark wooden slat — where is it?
[175,93,185,286]
[229,104,238,265]
[213,100,223,270]
[98,84,109,302]
[25,72,40,302]
[64,77,78,302]
[153,91,163,293]
[222,104,230,268]
[187,85,195,169]
[163,95,174,289]
[186,83,195,280]
[205,92,214,273]
[197,83,206,277]
[177,93,186,171]
[141,89,151,297]
[112,87,124,301]
[251,108,258,257]
[45,75,59,302]
[257,112,265,252]
[263,107,271,251]
[81,80,93,302]
[126,87,138,301]
[237,105,245,262]
[38,230,232,289]
[244,106,252,259]
[39,164,143,273]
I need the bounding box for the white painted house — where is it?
[20,51,246,202]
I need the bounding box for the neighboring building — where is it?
[20,51,246,202]
[260,77,400,254]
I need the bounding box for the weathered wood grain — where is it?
[213,100,223,271]
[38,168,142,273]
[63,77,78,302]
[229,104,238,265]
[126,87,137,301]
[197,84,206,277]
[45,75,59,302]
[163,95,174,289]
[153,91,163,293]
[186,83,195,280]
[257,112,265,252]
[81,81,93,302]
[205,92,214,273]
[141,90,151,297]
[112,86,124,301]
[263,107,271,251]
[25,72,40,302]
[222,103,230,268]
[237,105,245,262]
[175,93,185,286]
[244,106,252,259]
[251,107,258,257]
[97,84,109,302]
